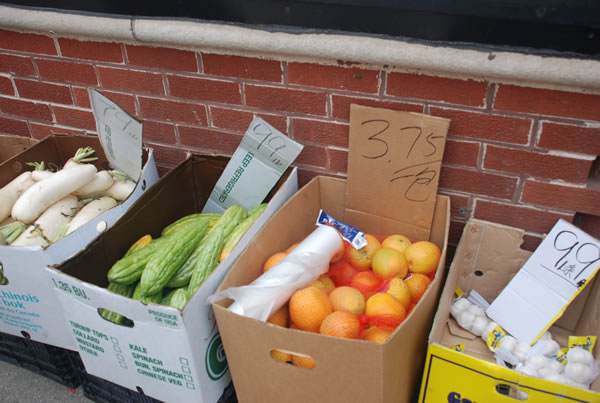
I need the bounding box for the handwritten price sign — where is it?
[346,104,449,230]
[90,90,143,180]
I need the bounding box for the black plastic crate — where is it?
[78,364,237,403]
[0,331,83,388]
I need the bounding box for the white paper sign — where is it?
[486,219,600,344]
[203,117,303,213]
[90,90,143,180]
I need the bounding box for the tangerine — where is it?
[289,286,332,333]
[346,234,381,269]
[381,234,412,254]
[263,251,287,272]
[365,292,406,321]
[320,311,361,339]
[405,273,432,304]
[362,326,394,344]
[405,241,441,275]
[329,286,365,315]
[371,247,408,280]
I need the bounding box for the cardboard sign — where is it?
[346,104,449,235]
[203,117,303,213]
[90,90,143,180]
[487,219,600,344]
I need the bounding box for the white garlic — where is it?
[456,311,476,331]
[565,362,593,384]
[513,341,531,363]
[516,364,538,377]
[499,335,517,353]
[536,339,560,357]
[466,304,485,318]
[526,354,550,370]
[471,315,489,337]
[450,298,471,318]
[566,347,594,366]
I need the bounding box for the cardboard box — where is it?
[46,154,299,403]
[0,134,158,349]
[0,134,37,163]
[418,219,600,402]
[212,105,451,403]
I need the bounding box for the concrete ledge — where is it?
[1,4,600,93]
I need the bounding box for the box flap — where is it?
[487,219,600,344]
[90,90,143,180]
[346,104,449,239]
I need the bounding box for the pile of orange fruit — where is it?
[264,232,442,368]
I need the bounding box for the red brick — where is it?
[58,38,123,63]
[36,58,97,85]
[576,213,600,241]
[0,97,52,121]
[474,199,574,234]
[73,88,136,116]
[202,53,282,82]
[430,107,531,145]
[98,67,164,95]
[209,107,287,134]
[295,143,328,167]
[537,122,600,156]
[522,180,600,216]
[142,120,176,144]
[139,97,207,126]
[179,125,242,154]
[0,30,56,55]
[495,84,600,121]
[297,166,345,188]
[145,143,187,167]
[485,145,592,183]
[443,139,479,167]
[30,122,86,139]
[0,116,30,137]
[245,84,326,116]
[288,62,379,93]
[387,73,487,107]
[440,191,471,219]
[52,106,96,130]
[15,79,72,105]
[522,234,543,251]
[439,166,517,199]
[291,118,349,148]
[168,75,241,105]
[0,76,13,95]
[332,94,423,121]
[0,53,36,76]
[328,148,348,173]
[126,45,197,72]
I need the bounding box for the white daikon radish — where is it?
[100,170,136,201]
[12,195,81,247]
[27,161,54,182]
[73,170,114,196]
[63,146,98,169]
[11,163,97,224]
[65,196,117,235]
[0,172,36,222]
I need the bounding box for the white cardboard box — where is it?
[0,134,158,350]
[46,154,298,403]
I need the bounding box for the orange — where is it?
[320,311,361,339]
[381,234,412,254]
[291,354,317,369]
[289,286,332,333]
[270,349,292,363]
[328,286,365,315]
[330,232,346,264]
[346,234,381,269]
[286,242,300,253]
[371,247,408,280]
[365,292,406,321]
[405,241,441,275]
[263,251,287,272]
[405,273,432,304]
[328,260,359,287]
[350,270,383,299]
[311,275,335,294]
[385,276,411,310]
[362,326,394,344]
[267,304,289,328]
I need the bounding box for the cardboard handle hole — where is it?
[270,349,316,369]
[97,307,134,328]
[496,384,528,400]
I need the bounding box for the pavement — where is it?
[0,357,91,403]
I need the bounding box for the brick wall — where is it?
[1,29,598,256]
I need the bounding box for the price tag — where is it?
[346,104,450,231]
[487,219,600,344]
[203,117,303,213]
[90,90,142,180]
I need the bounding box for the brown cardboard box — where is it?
[212,105,451,403]
[0,134,37,163]
[418,218,600,402]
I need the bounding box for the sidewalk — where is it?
[0,358,90,402]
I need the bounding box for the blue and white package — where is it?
[316,209,367,249]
